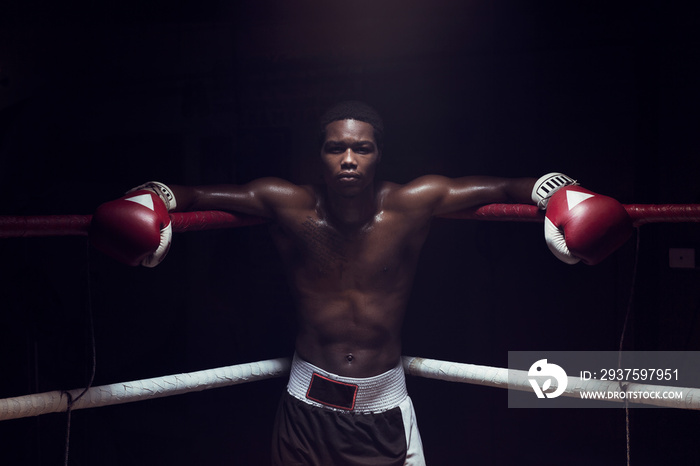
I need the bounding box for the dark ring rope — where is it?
[1,204,699,238]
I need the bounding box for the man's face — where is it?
[321,119,380,197]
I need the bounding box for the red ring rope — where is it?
[0,204,698,238]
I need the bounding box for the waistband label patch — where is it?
[306,373,358,411]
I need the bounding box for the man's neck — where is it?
[324,184,378,227]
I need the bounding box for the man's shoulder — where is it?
[251,177,317,210]
[381,175,451,192]
[379,175,451,205]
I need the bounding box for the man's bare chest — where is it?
[271,211,426,278]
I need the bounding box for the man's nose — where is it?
[341,149,357,167]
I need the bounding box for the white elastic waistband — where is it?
[287,354,408,413]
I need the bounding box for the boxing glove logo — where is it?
[528,359,568,399]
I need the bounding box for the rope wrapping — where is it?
[170,210,268,232]
[0,358,291,421]
[437,203,543,222]
[402,357,700,410]
[1,204,699,238]
[0,215,92,237]
[623,204,700,226]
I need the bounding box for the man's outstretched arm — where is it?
[401,173,632,265]
[90,178,311,267]
[400,175,537,217]
[169,178,307,218]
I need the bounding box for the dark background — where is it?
[1,1,699,465]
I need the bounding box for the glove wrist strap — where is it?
[128,181,177,211]
[531,173,577,210]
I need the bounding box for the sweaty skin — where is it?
[172,119,535,378]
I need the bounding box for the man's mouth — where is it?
[337,172,360,180]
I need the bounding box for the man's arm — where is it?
[169,177,308,219]
[399,175,537,217]
[90,178,311,267]
[399,173,632,265]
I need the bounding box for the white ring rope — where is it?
[0,358,291,421]
[2,356,698,421]
[402,357,700,410]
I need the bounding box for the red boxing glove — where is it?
[544,185,632,265]
[91,189,172,267]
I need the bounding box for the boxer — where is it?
[91,101,632,465]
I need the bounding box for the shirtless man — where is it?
[91,101,631,465]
